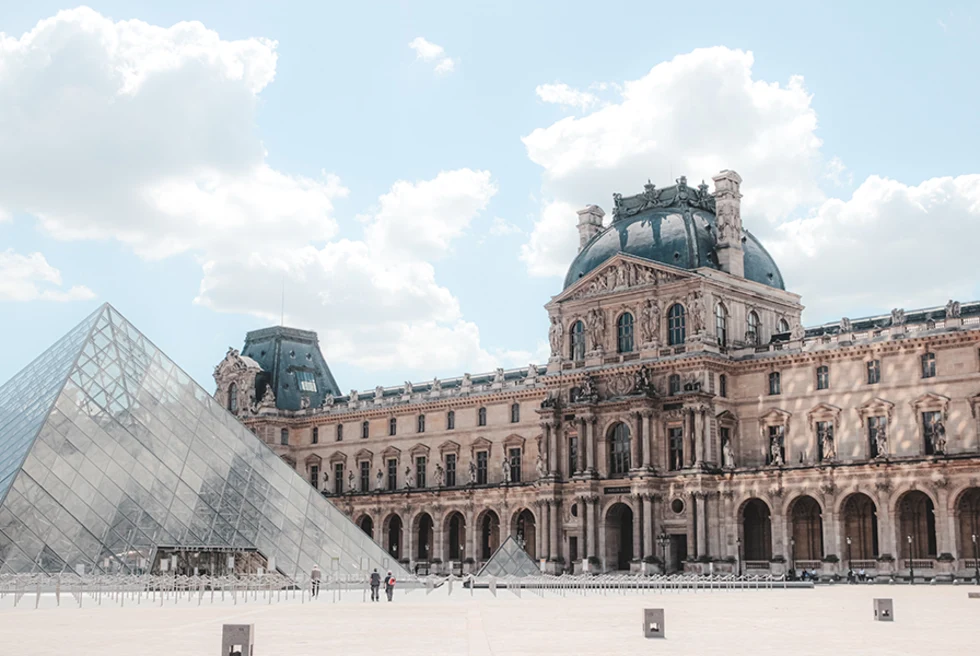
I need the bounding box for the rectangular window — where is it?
[669,374,680,396]
[447,411,455,430]
[296,370,317,393]
[478,407,487,426]
[816,421,832,461]
[334,462,343,494]
[767,425,785,464]
[335,424,342,441]
[389,417,397,436]
[511,403,520,423]
[719,374,727,398]
[359,461,370,492]
[768,372,781,396]
[508,447,522,483]
[668,426,684,471]
[309,464,319,489]
[922,411,942,455]
[361,421,369,439]
[312,426,319,444]
[445,453,457,487]
[568,435,578,476]
[417,415,425,433]
[476,451,488,485]
[280,428,289,446]
[816,365,829,391]
[921,352,936,378]
[867,359,881,385]
[416,456,427,488]
[868,416,886,458]
[386,458,397,491]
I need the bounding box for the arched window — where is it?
[668,374,681,396]
[510,403,520,423]
[478,407,487,426]
[388,417,397,436]
[227,383,238,413]
[668,304,686,345]
[609,423,631,476]
[747,311,760,345]
[447,410,455,430]
[361,420,369,439]
[417,414,425,433]
[777,318,790,334]
[312,426,319,444]
[570,320,585,361]
[715,304,728,347]
[616,312,634,353]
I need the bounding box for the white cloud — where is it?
[0,250,95,302]
[0,9,522,380]
[520,47,825,277]
[408,36,456,75]
[535,83,599,110]
[768,174,980,321]
[824,156,853,187]
[488,217,522,237]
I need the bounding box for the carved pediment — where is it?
[554,254,695,304]
[328,451,347,464]
[502,434,526,449]
[857,397,895,419]
[381,445,401,460]
[409,443,430,458]
[759,408,792,426]
[304,453,322,466]
[470,436,493,456]
[716,410,738,425]
[354,448,374,462]
[438,439,461,455]
[909,392,950,416]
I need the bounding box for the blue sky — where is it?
[1,1,978,393]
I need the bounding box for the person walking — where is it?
[310,564,321,598]
[370,568,381,602]
[384,570,395,602]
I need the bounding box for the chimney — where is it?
[712,170,744,278]
[577,205,605,251]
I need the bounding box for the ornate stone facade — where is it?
[219,171,980,579]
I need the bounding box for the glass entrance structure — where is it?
[0,303,408,580]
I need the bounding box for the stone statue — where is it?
[535,453,546,479]
[322,470,330,488]
[347,470,354,490]
[461,373,472,393]
[821,430,836,461]
[769,438,784,466]
[946,299,961,319]
[548,316,563,357]
[502,457,511,484]
[790,322,805,341]
[616,264,628,288]
[259,384,276,408]
[321,394,335,408]
[493,368,506,386]
[634,365,654,395]
[430,377,441,396]
[300,395,310,410]
[404,465,413,489]
[839,317,852,334]
[688,292,705,334]
[578,374,598,403]
[403,381,413,395]
[540,390,559,409]
[722,438,736,469]
[875,423,888,458]
[931,416,947,454]
[587,309,606,352]
[435,463,444,487]
[890,308,906,326]
[348,389,359,409]
[639,299,660,344]
[376,469,384,491]
[525,364,538,382]
[468,461,477,484]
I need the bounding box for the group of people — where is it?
[308,565,396,601]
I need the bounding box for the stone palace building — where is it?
[215,171,980,579]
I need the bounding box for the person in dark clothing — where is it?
[370,569,381,602]
[384,571,395,602]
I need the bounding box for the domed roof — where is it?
[563,178,784,290]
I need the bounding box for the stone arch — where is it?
[738,498,772,561]
[896,490,937,559]
[954,487,980,560]
[475,508,501,561]
[412,511,435,562]
[605,421,632,476]
[788,495,824,561]
[510,507,537,559]
[839,492,878,560]
[356,513,374,539]
[443,510,466,562]
[604,502,634,571]
[382,512,403,561]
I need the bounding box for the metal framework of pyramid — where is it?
[476,535,541,578]
[0,303,409,580]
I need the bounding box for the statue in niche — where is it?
[639,299,660,344]
[875,423,888,458]
[946,299,961,319]
[821,429,836,461]
[548,316,563,357]
[502,457,511,484]
[839,317,852,334]
[435,463,444,487]
[347,470,354,491]
[404,465,413,489]
[688,292,705,334]
[587,309,606,351]
[376,469,384,491]
[930,415,947,454]
[769,437,784,466]
[468,460,477,485]
[535,453,546,479]
[891,308,906,326]
[722,438,736,469]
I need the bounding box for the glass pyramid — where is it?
[0,303,408,580]
[476,535,541,578]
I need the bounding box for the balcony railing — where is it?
[794,559,821,570]
[903,559,935,569]
[744,560,770,571]
[850,559,877,570]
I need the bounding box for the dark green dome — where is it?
[563,179,784,290]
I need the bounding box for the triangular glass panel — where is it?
[476,535,541,578]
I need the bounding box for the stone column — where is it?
[588,497,599,560]
[540,501,550,560]
[935,488,953,556]
[632,495,643,564]
[696,493,708,558]
[642,411,654,470]
[405,515,414,566]
[585,417,596,475]
[643,494,655,558]
[880,508,898,560]
[552,424,562,478]
[577,418,587,473]
[694,407,705,466]
[434,517,445,565]
[631,412,643,469]
[683,410,694,467]
[579,497,589,561]
[550,501,560,565]
[467,509,477,564]
[686,497,697,560]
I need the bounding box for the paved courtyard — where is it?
[0,584,976,655]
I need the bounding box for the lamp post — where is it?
[907,535,914,584]
[736,537,742,577]
[657,531,670,575]
[972,534,979,585]
[790,537,795,573]
[846,536,852,578]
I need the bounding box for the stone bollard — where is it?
[643,609,665,639]
[968,592,980,599]
[873,598,894,622]
[222,624,254,655]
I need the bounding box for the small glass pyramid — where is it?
[0,303,408,580]
[476,535,541,578]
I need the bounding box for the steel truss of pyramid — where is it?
[476,536,541,578]
[0,303,409,580]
